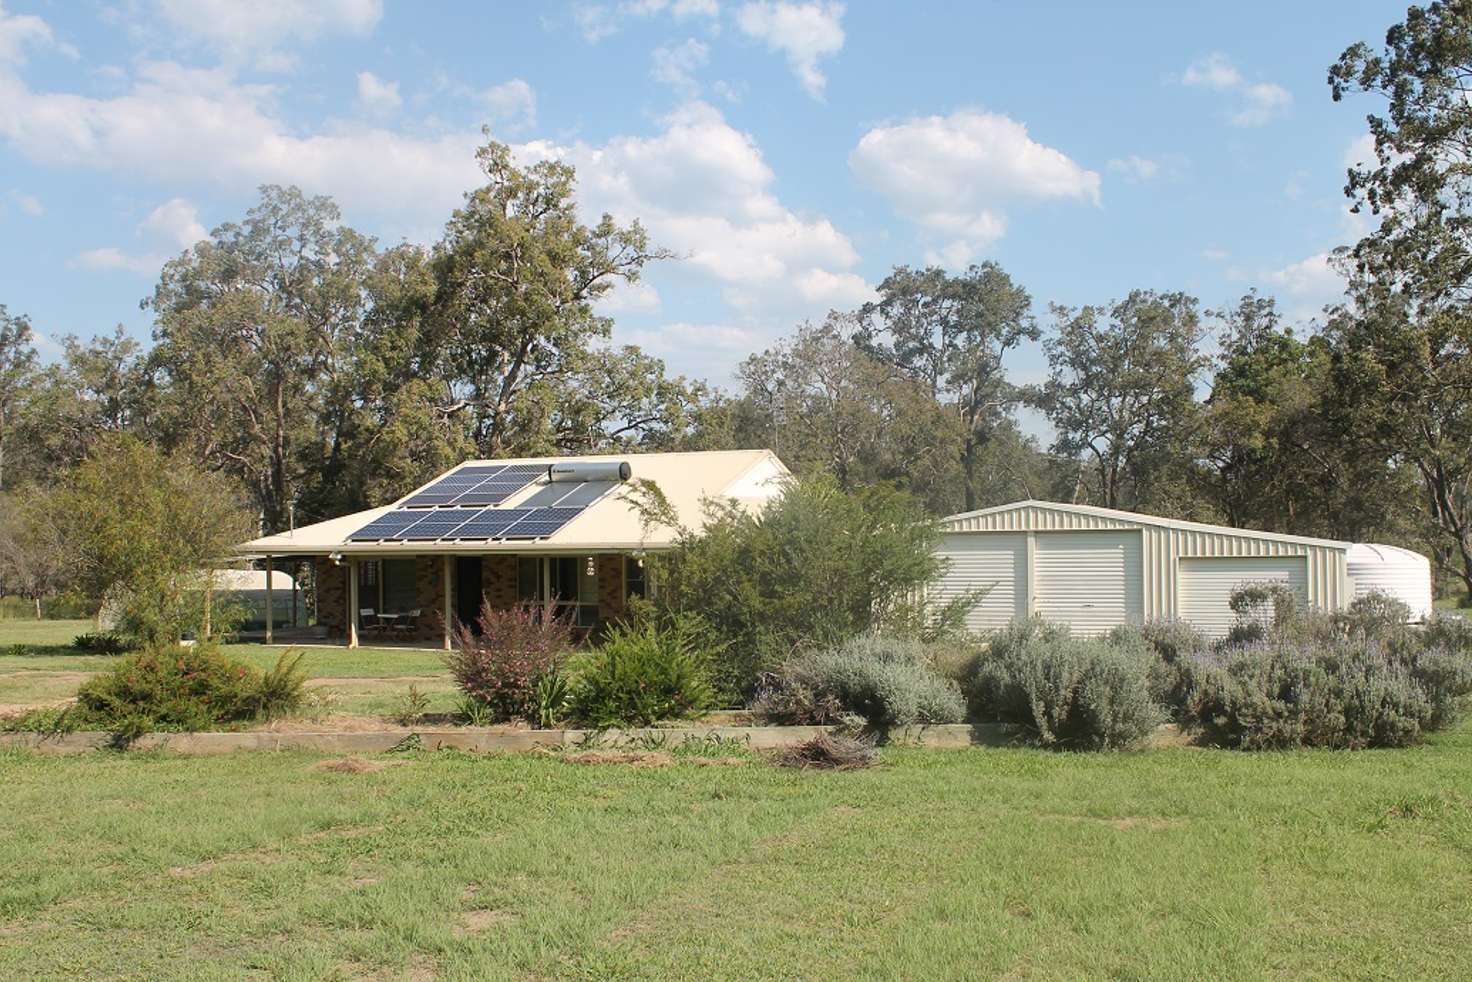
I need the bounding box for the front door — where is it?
[455,556,483,632]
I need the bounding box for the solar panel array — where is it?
[347,468,619,543]
[401,463,546,508]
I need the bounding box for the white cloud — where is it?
[1258,251,1348,321]
[595,279,662,314]
[1107,155,1159,182]
[153,0,382,57]
[0,2,74,64]
[481,78,536,128]
[73,246,162,275]
[1202,247,1229,262]
[573,0,719,42]
[651,38,709,96]
[624,321,764,358]
[1232,82,1291,126]
[1182,52,1242,90]
[0,60,485,224]
[140,197,207,249]
[736,1,844,99]
[1345,132,1377,168]
[72,196,209,276]
[1179,53,1291,127]
[850,109,1100,264]
[356,71,401,114]
[554,101,860,312]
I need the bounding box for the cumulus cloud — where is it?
[573,0,719,42]
[356,70,401,114]
[0,2,74,64]
[736,1,844,99]
[0,59,485,224]
[73,196,209,276]
[1259,251,1348,321]
[152,0,382,58]
[850,109,1100,265]
[1107,155,1159,182]
[8,189,42,215]
[651,38,709,96]
[481,78,536,128]
[1232,82,1291,127]
[1179,52,1291,126]
[1181,53,1241,90]
[1344,132,1377,168]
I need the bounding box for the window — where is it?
[358,560,379,589]
[382,559,417,614]
[625,555,646,600]
[515,556,600,627]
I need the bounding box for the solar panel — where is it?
[348,510,426,541]
[403,463,546,507]
[400,509,481,540]
[502,506,583,539]
[450,507,535,539]
[450,480,533,506]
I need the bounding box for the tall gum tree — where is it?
[1331,2,1472,598]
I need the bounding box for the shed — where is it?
[932,500,1357,637]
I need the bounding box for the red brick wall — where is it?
[482,555,519,611]
[413,557,448,642]
[597,554,626,624]
[315,560,348,638]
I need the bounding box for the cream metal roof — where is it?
[239,449,788,557]
[941,499,1353,550]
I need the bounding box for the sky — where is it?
[0,0,1401,404]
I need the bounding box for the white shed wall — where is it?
[935,502,1352,632]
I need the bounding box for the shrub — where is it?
[1422,612,1472,653]
[753,635,967,729]
[637,473,946,701]
[569,618,716,727]
[1181,639,1441,749]
[972,629,1162,750]
[72,633,133,656]
[61,642,306,738]
[1108,619,1206,719]
[445,600,574,724]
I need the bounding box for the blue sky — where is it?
[0,0,1398,399]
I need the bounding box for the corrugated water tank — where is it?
[1347,543,1433,621]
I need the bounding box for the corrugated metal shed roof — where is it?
[941,500,1352,550]
[238,449,788,556]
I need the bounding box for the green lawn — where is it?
[1,732,1470,980]
[0,620,454,718]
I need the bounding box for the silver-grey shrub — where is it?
[753,635,966,728]
[1179,639,1449,749]
[972,628,1162,750]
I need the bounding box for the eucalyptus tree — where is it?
[1041,290,1208,512]
[738,313,963,511]
[1330,2,1472,598]
[857,263,1038,512]
[430,137,671,458]
[0,304,38,492]
[147,185,377,532]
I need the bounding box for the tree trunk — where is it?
[33,596,41,620]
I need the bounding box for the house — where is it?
[930,500,1432,637]
[212,569,304,633]
[236,450,788,648]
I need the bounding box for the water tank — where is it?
[1347,543,1433,621]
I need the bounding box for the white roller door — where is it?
[932,533,1027,631]
[1178,556,1308,638]
[1034,531,1143,635]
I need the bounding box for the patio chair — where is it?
[391,608,421,637]
[359,608,385,637]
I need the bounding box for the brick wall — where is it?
[315,560,348,638]
[413,557,448,642]
[597,553,626,625]
[482,555,519,611]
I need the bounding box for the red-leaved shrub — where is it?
[445,600,575,723]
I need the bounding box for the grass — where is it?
[1,731,1470,980]
[0,620,458,722]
